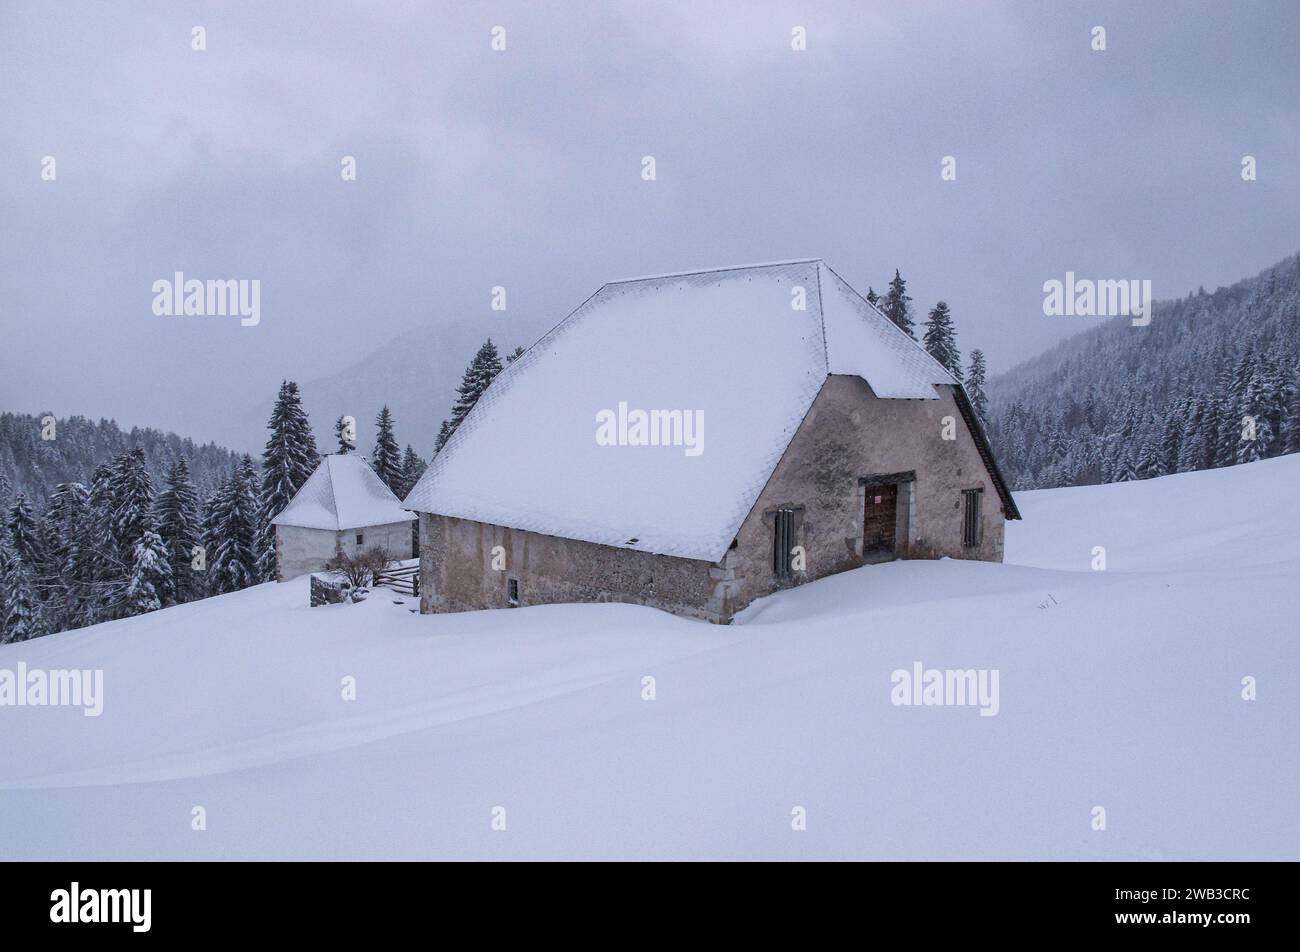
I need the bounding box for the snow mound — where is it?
[1006,453,1300,572]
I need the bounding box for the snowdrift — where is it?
[1,456,1296,860]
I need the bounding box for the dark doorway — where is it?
[863,483,898,555]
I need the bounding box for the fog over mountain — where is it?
[232,314,549,457]
[2,1,1297,447]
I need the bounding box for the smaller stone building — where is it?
[270,454,416,581]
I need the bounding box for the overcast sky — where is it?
[2,0,1297,447]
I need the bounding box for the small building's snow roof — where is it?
[272,454,415,531]
[403,261,966,562]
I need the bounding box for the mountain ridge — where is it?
[986,250,1300,489]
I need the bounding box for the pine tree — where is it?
[1098,443,1116,484]
[125,530,171,615]
[506,346,526,364]
[154,458,202,605]
[1114,447,1139,482]
[1209,389,1236,469]
[437,339,504,452]
[209,456,262,595]
[0,537,41,643]
[81,463,120,623]
[1260,343,1290,448]
[1236,404,1273,464]
[922,301,961,377]
[1135,430,1167,479]
[39,481,90,629]
[1177,395,1211,473]
[1160,406,1184,473]
[965,350,989,423]
[434,420,452,456]
[259,381,319,581]
[1285,368,1300,454]
[865,287,879,308]
[1236,353,1276,464]
[1216,353,1253,467]
[370,406,403,495]
[1082,386,1103,432]
[881,270,915,339]
[334,415,356,454]
[0,538,13,644]
[108,448,154,560]
[1238,417,1273,463]
[1047,412,1068,464]
[398,445,425,499]
[6,493,43,569]
[198,490,221,598]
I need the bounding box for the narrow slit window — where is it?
[507,577,519,606]
[356,532,364,545]
[773,508,795,578]
[962,489,983,548]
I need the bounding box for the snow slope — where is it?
[1,457,1296,860]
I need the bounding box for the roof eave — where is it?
[951,384,1021,520]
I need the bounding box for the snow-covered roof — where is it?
[272,454,416,531]
[403,260,959,561]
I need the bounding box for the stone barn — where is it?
[270,453,416,581]
[403,260,1020,623]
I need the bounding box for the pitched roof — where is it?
[404,260,1014,562]
[271,454,415,531]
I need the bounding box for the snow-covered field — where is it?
[2,457,1297,860]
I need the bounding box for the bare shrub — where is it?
[324,545,393,589]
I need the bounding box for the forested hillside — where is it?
[986,253,1300,489]
[0,413,241,506]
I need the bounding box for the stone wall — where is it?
[310,571,356,606]
[418,513,726,622]
[725,375,1006,611]
[416,375,1009,623]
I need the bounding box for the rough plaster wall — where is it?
[418,513,723,621]
[275,525,339,581]
[727,376,1006,611]
[276,520,415,580]
[336,520,417,561]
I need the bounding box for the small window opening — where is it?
[773,508,795,578]
[961,489,983,548]
[356,532,365,545]
[507,577,519,606]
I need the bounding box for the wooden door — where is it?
[864,483,897,554]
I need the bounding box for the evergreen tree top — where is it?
[882,269,915,339]
[371,406,403,495]
[922,300,961,378]
[334,415,356,454]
